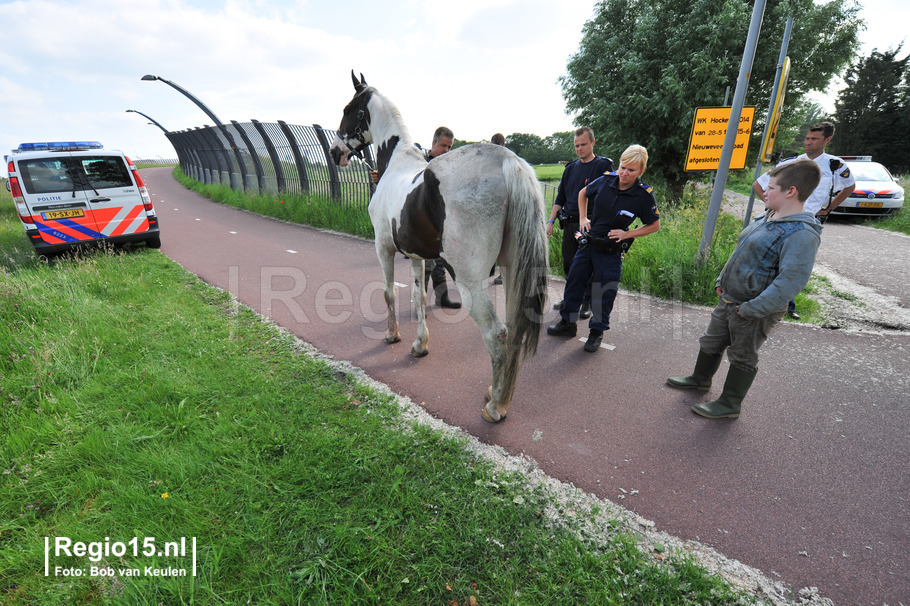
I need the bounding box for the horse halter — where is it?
[342,92,371,159]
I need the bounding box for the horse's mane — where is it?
[365,87,414,148]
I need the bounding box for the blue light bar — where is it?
[16,141,104,152]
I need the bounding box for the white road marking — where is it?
[578,337,616,350]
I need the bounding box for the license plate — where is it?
[857,201,883,208]
[42,209,85,220]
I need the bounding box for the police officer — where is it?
[546,127,614,319]
[547,145,661,352]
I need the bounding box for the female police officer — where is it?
[546,144,661,352]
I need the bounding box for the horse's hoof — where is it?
[410,347,429,358]
[485,386,493,403]
[482,408,505,423]
[385,335,401,344]
[480,408,502,423]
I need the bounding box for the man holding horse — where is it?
[546,127,614,319]
[547,144,661,352]
[368,126,461,309]
[422,126,461,309]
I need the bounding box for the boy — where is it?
[667,159,822,418]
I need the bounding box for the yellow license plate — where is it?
[43,209,85,220]
[857,201,883,208]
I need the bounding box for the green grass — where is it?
[0,183,758,604]
[533,164,566,184]
[173,168,375,239]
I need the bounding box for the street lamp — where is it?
[141,74,225,127]
[126,109,169,133]
[141,74,249,190]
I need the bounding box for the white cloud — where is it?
[1,0,904,162]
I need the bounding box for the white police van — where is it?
[5,141,160,256]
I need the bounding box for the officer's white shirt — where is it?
[757,152,856,214]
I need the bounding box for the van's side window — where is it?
[81,157,133,189]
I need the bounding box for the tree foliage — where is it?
[832,46,910,174]
[455,132,579,164]
[560,0,862,195]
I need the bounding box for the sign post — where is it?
[742,17,794,228]
[696,0,766,261]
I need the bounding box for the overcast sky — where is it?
[1,0,907,163]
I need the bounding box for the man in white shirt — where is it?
[753,121,855,318]
[754,121,856,217]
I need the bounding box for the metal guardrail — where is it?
[162,122,557,211]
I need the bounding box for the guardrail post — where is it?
[278,120,310,193]
[185,129,214,184]
[197,127,232,186]
[313,124,342,200]
[231,120,265,194]
[252,120,285,193]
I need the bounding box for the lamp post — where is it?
[126,109,169,133]
[126,109,193,173]
[141,74,249,190]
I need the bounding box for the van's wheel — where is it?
[146,236,161,249]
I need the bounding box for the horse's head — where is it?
[330,71,373,167]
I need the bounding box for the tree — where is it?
[560,0,862,196]
[504,133,547,163]
[833,46,910,173]
[543,131,576,163]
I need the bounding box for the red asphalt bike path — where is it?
[144,167,909,605]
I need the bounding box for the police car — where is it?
[5,141,160,256]
[830,156,905,217]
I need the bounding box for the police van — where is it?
[5,141,160,256]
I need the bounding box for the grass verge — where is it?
[173,169,375,240]
[0,193,758,604]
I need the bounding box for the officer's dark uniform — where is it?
[552,155,614,275]
[556,173,659,334]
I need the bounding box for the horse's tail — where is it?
[501,153,549,365]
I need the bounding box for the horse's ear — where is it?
[352,70,367,92]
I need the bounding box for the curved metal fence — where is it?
[163,122,555,211]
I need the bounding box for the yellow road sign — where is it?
[685,106,755,171]
[760,57,791,162]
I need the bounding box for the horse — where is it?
[329,72,549,423]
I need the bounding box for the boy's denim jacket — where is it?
[717,211,822,319]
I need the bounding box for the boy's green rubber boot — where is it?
[692,365,757,419]
[667,350,722,391]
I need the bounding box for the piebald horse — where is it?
[330,72,549,422]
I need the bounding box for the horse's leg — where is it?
[456,279,510,422]
[410,258,429,357]
[377,248,401,344]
